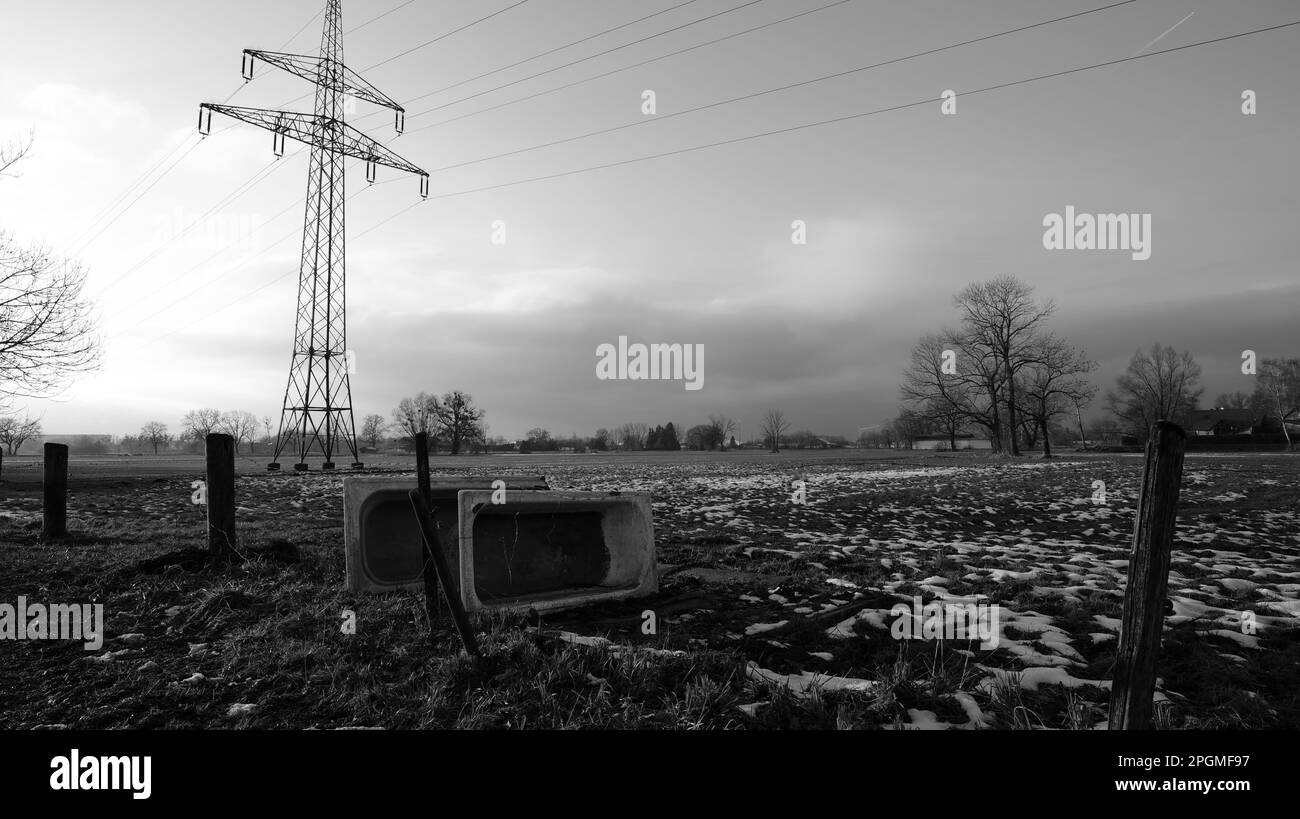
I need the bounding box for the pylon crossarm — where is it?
[243,49,405,113]
[199,103,426,177]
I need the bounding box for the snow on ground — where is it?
[631,453,1298,726]
[13,450,1294,729]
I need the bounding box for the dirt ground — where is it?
[1,449,1296,729]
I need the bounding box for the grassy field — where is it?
[1,448,1297,729]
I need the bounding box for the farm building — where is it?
[1188,408,1256,436]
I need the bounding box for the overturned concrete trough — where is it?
[343,476,549,593]
[455,490,657,614]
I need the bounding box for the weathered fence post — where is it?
[1109,420,1186,729]
[42,443,68,539]
[206,433,238,561]
[413,431,441,626]
[415,431,431,505]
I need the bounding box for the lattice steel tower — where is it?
[198,0,427,471]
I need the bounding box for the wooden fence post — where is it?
[1109,420,1186,729]
[412,431,441,626]
[206,433,237,561]
[415,431,431,505]
[42,443,68,539]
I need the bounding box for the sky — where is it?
[0,0,1296,441]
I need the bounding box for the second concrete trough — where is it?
[455,490,658,614]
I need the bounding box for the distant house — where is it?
[1188,409,1256,436]
[911,434,992,451]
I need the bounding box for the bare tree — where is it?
[0,413,41,455]
[684,425,711,451]
[1016,336,1097,457]
[1106,344,1202,440]
[760,409,790,453]
[392,392,441,441]
[469,421,489,454]
[181,408,222,444]
[952,275,1056,455]
[139,421,171,455]
[900,331,1005,452]
[0,130,33,179]
[219,410,259,454]
[891,408,926,450]
[857,421,896,449]
[360,414,387,449]
[628,422,649,450]
[920,397,969,451]
[433,390,485,455]
[522,428,554,452]
[706,414,736,451]
[1253,358,1300,450]
[615,422,648,451]
[787,429,819,449]
[0,133,100,406]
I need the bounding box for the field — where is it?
[1,449,1297,729]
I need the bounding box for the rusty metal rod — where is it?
[408,489,479,657]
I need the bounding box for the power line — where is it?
[79,5,422,294]
[110,231,301,354]
[114,16,1299,354]
[65,133,201,249]
[95,148,306,299]
[353,193,427,241]
[410,19,1300,203]
[267,1,527,128]
[87,7,429,323]
[350,0,418,34]
[106,205,303,332]
[109,170,404,329]
[67,7,323,252]
[360,0,707,116]
[278,8,324,49]
[403,0,771,119]
[104,197,299,325]
[112,177,402,353]
[69,138,205,257]
[71,119,250,253]
[422,0,1134,174]
[398,0,852,135]
[362,0,534,72]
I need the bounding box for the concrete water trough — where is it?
[454,490,657,614]
[343,476,549,593]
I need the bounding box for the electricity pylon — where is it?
[198,0,427,471]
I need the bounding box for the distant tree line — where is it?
[887,274,1300,452]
